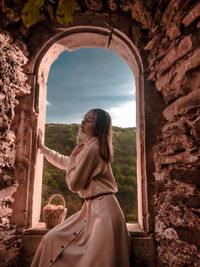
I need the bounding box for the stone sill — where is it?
[127,223,149,237]
[24,222,49,235]
[24,222,149,237]
[23,222,155,266]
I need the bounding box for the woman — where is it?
[31,108,131,267]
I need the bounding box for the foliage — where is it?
[41,123,138,223]
[22,0,45,28]
[111,126,137,222]
[22,0,75,28]
[56,0,75,26]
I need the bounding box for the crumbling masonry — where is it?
[0,0,200,266]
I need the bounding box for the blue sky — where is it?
[46,48,136,127]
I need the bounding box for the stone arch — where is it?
[1,1,200,266]
[26,25,148,232]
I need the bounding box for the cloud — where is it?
[108,101,136,127]
[46,48,136,127]
[46,100,51,106]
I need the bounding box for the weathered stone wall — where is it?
[0,1,150,265]
[153,110,200,266]
[0,32,30,265]
[145,1,200,266]
[0,0,200,266]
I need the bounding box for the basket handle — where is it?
[48,194,66,209]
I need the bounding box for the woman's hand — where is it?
[71,144,84,157]
[38,129,44,150]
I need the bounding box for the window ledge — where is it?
[25,222,148,238]
[126,223,149,237]
[24,222,49,235]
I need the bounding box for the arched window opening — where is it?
[40,48,137,223]
[28,27,148,234]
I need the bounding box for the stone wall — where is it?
[0,32,30,265]
[0,0,200,266]
[145,1,200,266]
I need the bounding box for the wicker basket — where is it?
[43,194,67,229]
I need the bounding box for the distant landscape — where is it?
[41,123,138,223]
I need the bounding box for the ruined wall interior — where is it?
[146,2,200,265]
[0,0,200,266]
[0,32,30,265]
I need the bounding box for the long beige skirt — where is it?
[31,194,131,267]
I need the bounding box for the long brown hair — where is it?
[90,108,113,163]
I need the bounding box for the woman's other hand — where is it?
[71,144,84,157]
[38,129,44,150]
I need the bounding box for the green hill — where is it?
[41,123,137,222]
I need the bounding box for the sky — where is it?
[46,48,136,127]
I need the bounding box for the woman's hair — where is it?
[77,108,113,163]
[91,108,113,163]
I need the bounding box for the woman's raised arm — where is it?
[38,129,68,170]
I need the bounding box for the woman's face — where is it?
[80,111,96,139]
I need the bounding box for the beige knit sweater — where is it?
[40,137,118,199]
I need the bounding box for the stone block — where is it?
[166,23,181,41]
[170,167,200,186]
[154,172,165,182]
[156,239,200,267]
[163,88,200,121]
[0,184,18,200]
[176,226,200,247]
[169,205,200,229]
[182,2,200,27]
[162,151,198,165]
[168,183,198,207]
[154,133,195,158]
[155,180,165,192]
[155,48,200,103]
[157,35,193,75]
[193,119,200,140]
[22,234,44,266]
[85,0,103,11]
[131,235,156,267]
[184,196,200,208]
[162,0,182,25]
[144,35,159,51]
[119,0,132,12]
[180,65,200,96]
[107,0,118,11]
[154,192,168,209]
[0,34,28,66]
[0,206,12,217]
[131,0,152,30]
[162,227,179,240]
[162,121,187,137]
